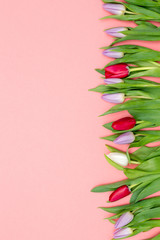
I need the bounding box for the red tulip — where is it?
[112,117,136,130]
[109,185,131,202]
[105,63,129,78]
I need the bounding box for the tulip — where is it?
[112,117,136,131]
[109,185,131,202]
[114,132,135,144]
[103,3,126,16]
[114,227,133,239]
[107,152,128,167]
[105,27,127,38]
[105,63,129,78]
[115,212,134,229]
[103,48,124,58]
[104,78,123,84]
[102,93,125,104]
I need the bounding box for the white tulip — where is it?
[107,152,128,167]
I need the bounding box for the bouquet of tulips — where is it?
[100,197,160,239]
[91,0,160,239]
[92,145,160,202]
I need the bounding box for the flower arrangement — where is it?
[91,0,160,239]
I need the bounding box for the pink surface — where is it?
[0,0,159,240]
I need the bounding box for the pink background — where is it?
[0,0,159,239]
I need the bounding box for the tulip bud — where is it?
[114,227,133,239]
[105,27,127,38]
[104,78,123,84]
[107,152,128,167]
[102,93,125,104]
[103,48,124,59]
[105,63,129,79]
[109,185,131,202]
[115,212,134,229]
[103,3,126,15]
[114,132,135,144]
[112,117,136,131]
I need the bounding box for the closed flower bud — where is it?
[103,3,126,15]
[105,63,129,79]
[104,78,123,84]
[107,152,128,167]
[109,185,131,202]
[112,117,136,130]
[102,93,125,104]
[103,48,124,58]
[105,27,127,38]
[114,227,133,239]
[115,212,134,229]
[114,132,135,144]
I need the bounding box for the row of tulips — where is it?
[91,0,160,239]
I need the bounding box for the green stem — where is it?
[130,67,156,72]
[130,184,138,190]
[130,160,140,164]
[149,61,160,67]
[126,96,152,99]
[125,10,137,15]
[136,121,144,124]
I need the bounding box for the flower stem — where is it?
[130,160,139,164]
[126,96,152,99]
[125,10,137,15]
[136,121,144,124]
[130,67,155,72]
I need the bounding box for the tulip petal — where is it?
[105,63,129,78]
[115,212,134,229]
[102,93,125,104]
[109,185,131,202]
[107,152,128,167]
[114,132,135,144]
[103,3,125,15]
[114,227,133,239]
[103,49,124,58]
[105,27,127,38]
[112,117,136,130]
[104,78,123,84]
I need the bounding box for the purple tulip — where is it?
[104,78,123,84]
[115,212,134,229]
[105,27,127,38]
[114,132,135,144]
[103,3,125,15]
[103,48,124,58]
[114,227,133,239]
[101,93,125,104]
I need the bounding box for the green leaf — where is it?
[95,68,105,75]
[136,178,160,202]
[91,179,129,192]
[136,157,160,172]
[91,174,160,193]
[126,0,160,7]
[101,14,153,21]
[100,99,160,116]
[101,196,160,214]
[89,85,108,93]
[130,186,145,203]
[105,144,123,153]
[124,3,160,19]
[129,207,160,226]
[130,146,160,162]
[124,168,152,179]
